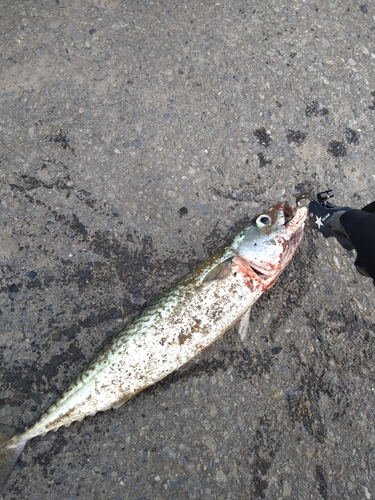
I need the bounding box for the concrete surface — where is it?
[1,0,375,499]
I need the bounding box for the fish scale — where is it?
[0,201,307,490]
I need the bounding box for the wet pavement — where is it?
[1,1,375,499]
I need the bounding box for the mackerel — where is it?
[0,200,307,489]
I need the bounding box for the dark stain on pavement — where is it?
[212,182,266,202]
[257,152,272,167]
[251,416,282,498]
[253,127,272,147]
[47,129,76,155]
[345,127,360,145]
[286,129,307,146]
[316,465,328,500]
[286,370,325,443]
[327,141,347,157]
[305,101,329,117]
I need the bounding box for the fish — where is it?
[0,200,307,489]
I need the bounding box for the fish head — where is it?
[232,201,307,288]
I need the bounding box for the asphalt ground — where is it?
[1,1,375,499]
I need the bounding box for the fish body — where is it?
[0,201,307,488]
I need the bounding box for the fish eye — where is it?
[255,214,272,228]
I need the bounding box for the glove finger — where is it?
[362,200,375,213]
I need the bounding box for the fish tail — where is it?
[0,424,26,490]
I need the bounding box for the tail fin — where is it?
[0,424,26,490]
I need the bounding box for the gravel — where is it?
[1,1,375,499]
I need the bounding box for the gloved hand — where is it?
[305,191,375,283]
[307,190,353,250]
[340,203,375,280]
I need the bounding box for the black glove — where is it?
[307,191,375,283]
[340,205,375,281]
[308,192,353,250]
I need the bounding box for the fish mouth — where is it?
[280,201,308,262]
[278,201,307,268]
[285,202,307,234]
[283,200,296,224]
[248,202,307,279]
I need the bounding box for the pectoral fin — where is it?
[238,307,251,341]
[201,256,234,283]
